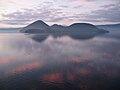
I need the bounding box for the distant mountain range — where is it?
[20,20,109,34]
[97,24,120,27]
[96,24,120,39]
[97,24,120,30]
[0,28,21,33]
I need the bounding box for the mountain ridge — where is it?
[20,20,109,34]
[21,20,49,33]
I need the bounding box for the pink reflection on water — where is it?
[0,55,32,65]
[9,62,42,74]
[79,69,91,76]
[67,74,75,81]
[0,61,43,78]
[42,73,63,83]
[71,56,88,63]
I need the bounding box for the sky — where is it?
[0,0,120,28]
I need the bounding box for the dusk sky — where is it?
[0,0,120,28]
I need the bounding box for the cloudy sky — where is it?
[0,0,120,28]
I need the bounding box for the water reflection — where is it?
[0,33,120,90]
[30,32,106,43]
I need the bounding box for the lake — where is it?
[0,30,120,90]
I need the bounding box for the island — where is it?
[20,20,109,34]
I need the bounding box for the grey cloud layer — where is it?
[1,0,120,25]
[1,2,68,25]
[84,3,120,22]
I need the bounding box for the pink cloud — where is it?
[0,0,16,3]
[70,0,94,5]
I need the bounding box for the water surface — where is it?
[0,32,120,90]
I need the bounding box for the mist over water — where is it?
[0,28,120,90]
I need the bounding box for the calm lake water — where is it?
[0,31,120,90]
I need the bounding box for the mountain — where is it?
[50,23,100,31]
[50,24,67,30]
[69,23,98,30]
[21,20,108,34]
[20,20,50,33]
